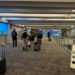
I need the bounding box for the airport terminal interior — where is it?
[1,0,75,75]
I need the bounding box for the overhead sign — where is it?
[70,45,75,69]
[41,29,44,35]
[50,29,54,38]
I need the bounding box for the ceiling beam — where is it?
[0,1,75,9]
[1,0,75,2]
[0,9,72,14]
[8,20,75,25]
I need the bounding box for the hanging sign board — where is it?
[0,23,7,35]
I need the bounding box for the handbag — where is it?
[34,37,37,42]
[28,41,31,45]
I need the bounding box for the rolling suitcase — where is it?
[49,38,51,41]
[34,42,40,51]
[0,57,2,75]
[0,46,6,75]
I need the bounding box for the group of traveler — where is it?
[11,29,43,51]
[0,30,50,49]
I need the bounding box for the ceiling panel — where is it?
[0,1,75,25]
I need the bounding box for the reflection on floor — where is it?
[4,38,75,75]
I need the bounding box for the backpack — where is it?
[22,32,27,38]
[37,33,42,39]
[12,31,16,37]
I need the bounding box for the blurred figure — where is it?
[30,31,35,42]
[34,33,37,43]
[47,31,50,41]
[12,29,17,47]
[22,29,28,51]
[30,31,35,49]
[37,31,43,49]
[27,32,31,48]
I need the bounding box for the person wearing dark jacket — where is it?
[37,31,43,49]
[12,29,17,47]
[22,30,28,51]
[47,31,50,40]
[30,31,35,41]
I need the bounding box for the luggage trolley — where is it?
[0,46,6,75]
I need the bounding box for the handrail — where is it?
[54,38,71,53]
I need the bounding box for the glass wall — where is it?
[54,25,75,51]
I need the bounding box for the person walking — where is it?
[30,31,35,42]
[22,29,28,51]
[37,31,43,49]
[47,31,50,41]
[12,29,17,47]
[28,32,31,48]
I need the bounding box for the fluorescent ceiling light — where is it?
[6,18,75,21]
[72,10,75,12]
[15,24,59,26]
[64,19,75,21]
[6,18,64,20]
[0,13,68,17]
